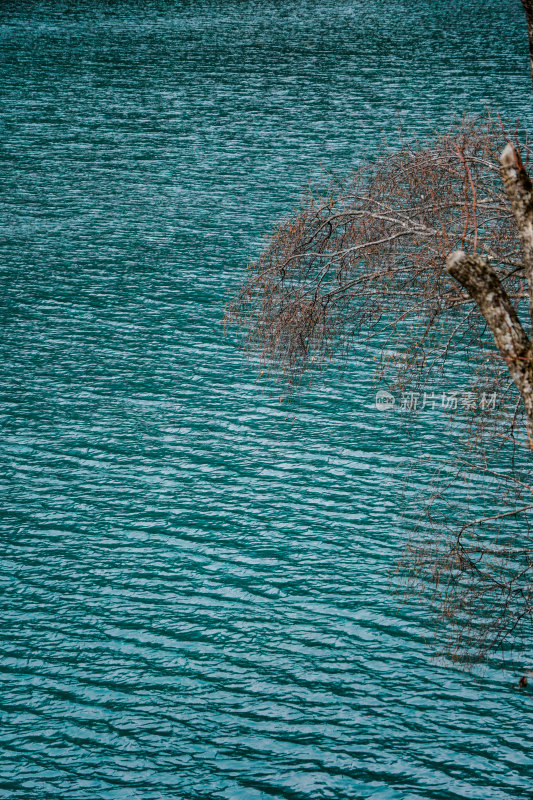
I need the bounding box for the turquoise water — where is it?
[1,1,532,798]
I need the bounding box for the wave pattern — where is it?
[0,1,532,797]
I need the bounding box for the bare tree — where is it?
[227,115,533,665]
[227,2,533,666]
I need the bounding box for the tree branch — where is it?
[445,250,530,361]
[446,249,533,431]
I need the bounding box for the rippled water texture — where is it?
[1,1,532,798]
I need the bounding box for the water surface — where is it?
[1,1,532,798]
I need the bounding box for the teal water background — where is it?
[1,1,533,798]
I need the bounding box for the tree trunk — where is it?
[446,250,533,435]
[446,143,533,438]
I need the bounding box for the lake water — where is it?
[1,1,532,798]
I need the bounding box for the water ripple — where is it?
[1,1,532,798]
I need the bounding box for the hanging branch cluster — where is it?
[228,116,533,663]
[229,119,527,404]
